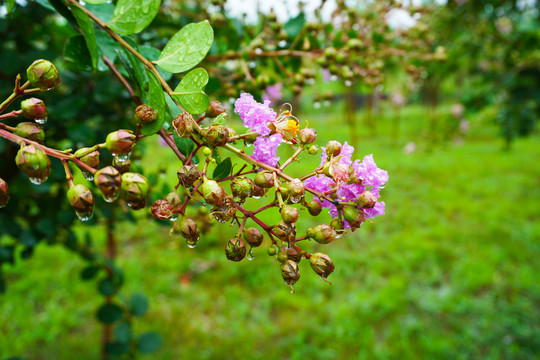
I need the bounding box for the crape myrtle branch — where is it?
[0,4,389,292]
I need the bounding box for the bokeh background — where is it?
[1,0,539,359]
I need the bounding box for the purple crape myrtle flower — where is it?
[304,174,336,210]
[352,154,389,188]
[251,134,283,167]
[262,83,283,104]
[234,93,275,136]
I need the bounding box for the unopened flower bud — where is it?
[135,104,158,124]
[244,132,259,146]
[74,148,100,169]
[26,59,60,90]
[325,141,342,157]
[281,260,300,288]
[225,238,246,262]
[105,130,136,155]
[20,98,47,121]
[288,178,305,198]
[200,179,226,206]
[128,198,146,210]
[94,166,122,202]
[206,101,226,118]
[177,165,201,188]
[243,227,263,247]
[309,252,335,281]
[231,177,253,200]
[204,125,229,147]
[120,172,148,203]
[14,122,44,144]
[172,112,195,138]
[311,224,337,244]
[330,218,344,230]
[203,147,212,157]
[280,206,299,224]
[298,128,317,144]
[286,247,303,262]
[273,221,296,241]
[15,144,51,183]
[357,190,377,208]
[165,192,182,211]
[254,171,274,188]
[277,252,289,263]
[112,157,131,174]
[211,195,236,223]
[151,200,173,220]
[306,144,319,155]
[306,200,322,216]
[67,184,94,221]
[251,185,266,198]
[180,218,200,247]
[0,178,10,208]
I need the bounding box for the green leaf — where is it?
[116,47,148,98]
[212,113,228,126]
[47,0,78,27]
[96,303,123,324]
[114,321,133,343]
[213,157,232,180]
[137,332,162,354]
[173,131,196,158]
[85,0,109,4]
[64,36,93,72]
[105,341,130,355]
[284,13,305,38]
[6,0,15,13]
[80,265,100,280]
[86,3,115,23]
[155,21,214,74]
[98,277,116,296]
[172,68,209,114]
[129,293,149,317]
[141,70,167,135]
[139,46,173,81]
[213,149,222,164]
[108,0,161,35]
[70,5,99,70]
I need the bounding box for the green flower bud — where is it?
[172,112,195,138]
[288,178,305,199]
[180,218,200,248]
[298,128,317,144]
[243,132,258,146]
[330,218,344,230]
[254,171,274,188]
[231,176,253,201]
[267,245,278,256]
[325,141,342,157]
[67,184,94,221]
[14,122,44,144]
[343,205,365,230]
[20,98,47,121]
[273,221,296,242]
[0,178,10,208]
[74,148,100,168]
[177,165,202,188]
[165,192,182,212]
[347,38,363,50]
[120,172,148,203]
[203,147,212,157]
[306,144,319,155]
[251,185,266,198]
[243,227,263,248]
[309,252,335,281]
[94,166,122,202]
[225,238,246,262]
[306,200,322,216]
[286,247,303,262]
[200,179,226,206]
[105,130,136,155]
[280,205,299,224]
[357,190,377,209]
[206,101,226,118]
[15,144,51,184]
[112,157,131,174]
[311,224,337,244]
[277,252,289,263]
[204,125,229,147]
[151,199,174,220]
[324,47,337,58]
[26,59,60,90]
[135,104,158,124]
[281,260,300,289]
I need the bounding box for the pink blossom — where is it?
[319,141,355,167]
[352,154,388,188]
[234,93,275,136]
[262,83,283,104]
[250,134,283,167]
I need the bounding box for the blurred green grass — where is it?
[1,103,540,359]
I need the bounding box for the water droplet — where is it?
[113,152,131,161]
[335,234,343,239]
[35,117,47,125]
[330,75,338,81]
[254,48,262,55]
[290,195,303,204]
[29,176,47,185]
[252,195,262,199]
[75,210,94,222]
[170,213,178,222]
[247,248,255,261]
[186,236,199,248]
[345,80,352,87]
[245,143,253,148]
[103,192,119,203]
[314,102,321,109]
[278,40,287,47]
[248,61,256,69]
[0,204,6,208]
[82,171,94,181]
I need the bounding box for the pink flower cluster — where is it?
[305,143,388,226]
[234,93,282,167]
